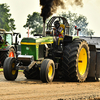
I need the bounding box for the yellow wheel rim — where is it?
[12,63,16,75]
[78,48,87,75]
[48,65,53,77]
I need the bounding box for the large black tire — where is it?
[0,51,8,67]
[3,57,18,80]
[62,39,90,82]
[23,67,40,79]
[40,59,55,83]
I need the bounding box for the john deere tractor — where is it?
[3,16,100,82]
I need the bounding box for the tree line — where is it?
[0,3,16,32]
[0,3,94,36]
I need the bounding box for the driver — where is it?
[53,21,65,48]
[54,20,65,38]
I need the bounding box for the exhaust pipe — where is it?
[43,23,46,37]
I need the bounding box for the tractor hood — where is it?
[21,36,53,45]
[20,36,53,60]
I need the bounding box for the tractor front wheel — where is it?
[3,57,18,80]
[40,59,55,83]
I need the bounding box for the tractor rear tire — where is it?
[0,51,8,67]
[62,39,90,82]
[40,59,55,83]
[3,57,18,80]
[24,67,40,79]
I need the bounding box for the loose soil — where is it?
[0,71,100,100]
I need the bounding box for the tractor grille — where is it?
[39,45,44,58]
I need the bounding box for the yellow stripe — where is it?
[21,42,38,45]
[21,42,53,45]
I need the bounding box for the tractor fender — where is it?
[63,35,73,46]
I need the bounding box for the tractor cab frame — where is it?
[46,16,70,36]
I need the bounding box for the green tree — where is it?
[23,12,43,35]
[0,3,16,32]
[59,11,94,36]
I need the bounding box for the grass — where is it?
[0,68,23,72]
[0,68,3,72]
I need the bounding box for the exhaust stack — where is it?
[43,23,46,37]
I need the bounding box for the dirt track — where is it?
[0,72,100,100]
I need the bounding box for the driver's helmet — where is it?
[54,20,60,29]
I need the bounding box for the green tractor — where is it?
[3,16,98,82]
[0,29,18,67]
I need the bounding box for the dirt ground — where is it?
[0,72,100,100]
